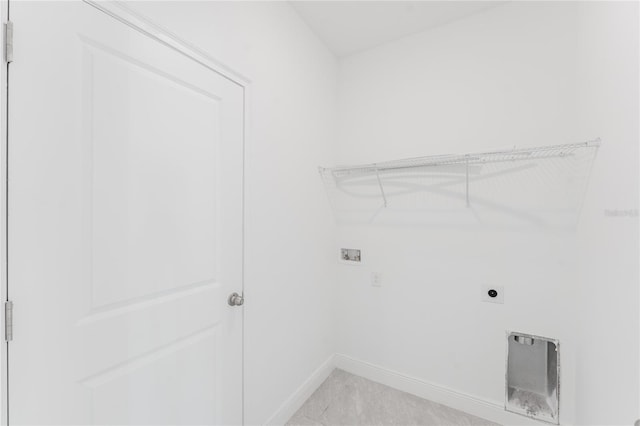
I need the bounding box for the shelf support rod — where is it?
[374,165,388,208]
[465,155,470,208]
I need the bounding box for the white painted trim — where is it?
[264,355,336,426]
[0,0,7,423]
[262,352,569,426]
[83,0,251,87]
[333,353,546,426]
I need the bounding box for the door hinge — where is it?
[4,21,13,63]
[5,301,13,342]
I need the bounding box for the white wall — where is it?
[573,2,639,425]
[335,2,638,425]
[123,2,338,424]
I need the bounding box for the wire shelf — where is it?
[319,139,601,228]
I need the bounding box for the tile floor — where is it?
[286,369,499,426]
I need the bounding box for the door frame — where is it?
[0,1,252,424]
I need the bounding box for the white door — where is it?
[7,1,244,424]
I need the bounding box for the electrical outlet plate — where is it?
[482,285,504,304]
[371,272,381,287]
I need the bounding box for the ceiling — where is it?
[290,1,506,57]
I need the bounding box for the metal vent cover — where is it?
[506,332,560,424]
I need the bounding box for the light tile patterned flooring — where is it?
[286,369,500,426]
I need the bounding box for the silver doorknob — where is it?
[228,292,244,306]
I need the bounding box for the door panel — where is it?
[8,2,244,424]
[86,37,220,308]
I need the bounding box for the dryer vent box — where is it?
[506,332,559,424]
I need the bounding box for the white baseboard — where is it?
[264,354,336,426]
[333,353,543,426]
[264,352,549,426]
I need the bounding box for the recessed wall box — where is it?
[506,332,559,424]
[340,248,361,264]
